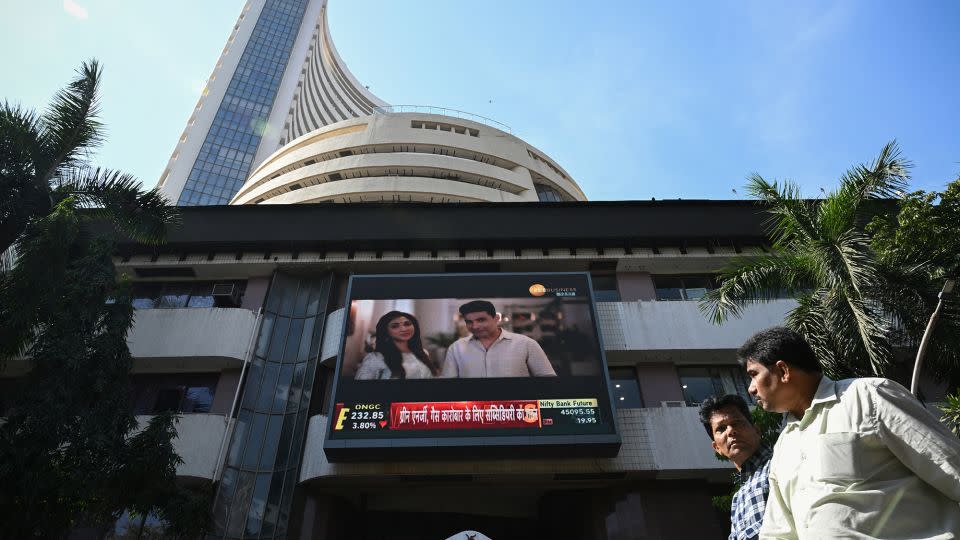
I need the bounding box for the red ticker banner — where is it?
[390,400,541,430]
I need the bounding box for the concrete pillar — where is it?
[617,272,657,301]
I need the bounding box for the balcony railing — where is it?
[373,105,513,134]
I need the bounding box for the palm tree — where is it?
[0,59,177,255]
[700,142,909,378]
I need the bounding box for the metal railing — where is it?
[372,105,512,134]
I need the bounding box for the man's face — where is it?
[709,405,761,467]
[463,311,499,339]
[745,359,787,412]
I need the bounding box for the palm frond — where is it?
[746,174,820,249]
[37,59,104,185]
[699,252,815,323]
[54,167,180,245]
[1,103,51,249]
[786,291,841,374]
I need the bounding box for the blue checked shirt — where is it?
[730,444,773,540]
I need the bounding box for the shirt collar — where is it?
[737,443,773,479]
[469,328,510,342]
[785,376,836,424]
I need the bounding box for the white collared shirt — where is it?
[760,377,960,539]
[440,329,556,378]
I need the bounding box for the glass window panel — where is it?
[131,297,156,310]
[292,283,310,317]
[227,410,251,468]
[255,312,275,358]
[245,472,272,536]
[283,318,304,363]
[286,363,306,413]
[654,277,684,301]
[275,413,296,470]
[609,368,643,408]
[211,467,238,534]
[301,360,317,404]
[309,312,325,360]
[683,287,708,301]
[241,413,268,470]
[297,317,315,362]
[226,471,255,537]
[258,414,283,469]
[256,362,281,413]
[187,293,215,308]
[267,317,291,361]
[241,360,264,411]
[304,281,323,316]
[273,363,294,413]
[678,367,725,406]
[682,277,713,300]
[276,276,299,316]
[157,284,191,308]
[276,467,298,536]
[261,469,286,537]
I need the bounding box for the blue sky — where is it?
[1,0,958,200]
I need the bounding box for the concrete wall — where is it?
[137,414,227,480]
[616,272,656,301]
[231,113,585,205]
[636,363,685,405]
[211,369,242,415]
[127,308,257,368]
[299,407,731,482]
[597,299,794,351]
[242,276,271,311]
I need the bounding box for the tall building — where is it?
[158,0,581,206]
[158,0,387,206]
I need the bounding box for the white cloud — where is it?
[63,0,89,20]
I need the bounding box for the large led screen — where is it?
[323,273,620,461]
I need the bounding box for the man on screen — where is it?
[441,300,557,378]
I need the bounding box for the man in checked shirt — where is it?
[700,394,775,540]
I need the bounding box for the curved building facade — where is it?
[231,111,585,205]
[159,0,584,206]
[158,0,387,206]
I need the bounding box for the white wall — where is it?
[597,299,795,351]
[127,308,257,365]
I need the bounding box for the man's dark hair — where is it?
[737,326,822,374]
[459,300,496,318]
[698,394,753,438]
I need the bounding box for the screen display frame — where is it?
[323,272,622,462]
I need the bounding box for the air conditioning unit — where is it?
[212,283,241,307]
[660,401,687,408]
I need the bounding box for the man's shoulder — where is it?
[450,335,473,350]
[836,377,904,400]
[501,329,535,343]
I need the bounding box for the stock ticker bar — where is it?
[332,398,601,433]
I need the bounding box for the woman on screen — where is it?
[355,311,438,380]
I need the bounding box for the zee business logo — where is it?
[529,284,577,297]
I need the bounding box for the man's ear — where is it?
[775,360,791,383]
[711,439,720,453]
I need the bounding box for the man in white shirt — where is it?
[737,327,960,539]
[441,300,556,378]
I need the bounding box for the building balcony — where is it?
[297,407,731,483]
[597,300,795,361]
[137,413,228,480]
[127,308,258,371]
